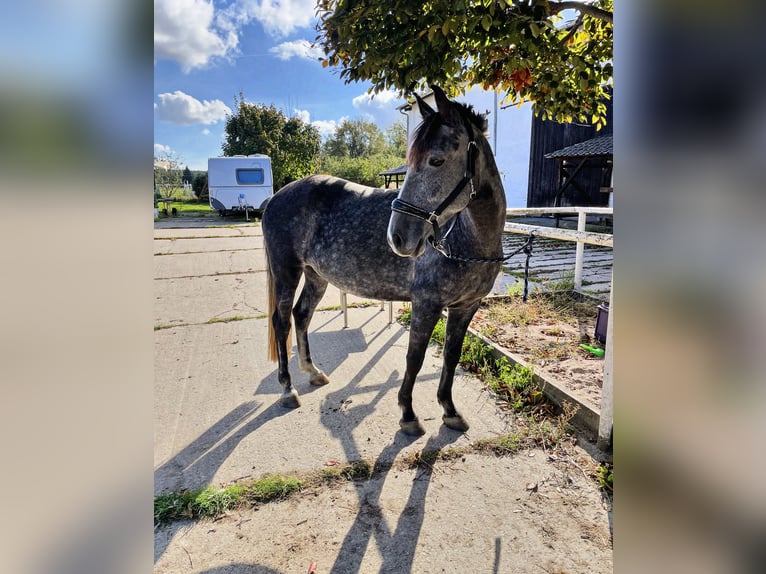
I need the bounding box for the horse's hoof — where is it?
[309,372,330,386]
[442,414,470,432]
[400,418,426,436]
[280,390,301,408]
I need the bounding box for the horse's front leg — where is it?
[399,302,442,436]
[438,302,481,432]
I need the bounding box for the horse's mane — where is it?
[407,100,488,166]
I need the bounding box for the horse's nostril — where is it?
[392,233,403,249]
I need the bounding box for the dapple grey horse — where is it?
[262,86,506,435]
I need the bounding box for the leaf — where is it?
[530,23,541,38]
[481,15,492,32]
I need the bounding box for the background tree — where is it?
[153,150,183,200]
[320,117,407,187]
[384,119,408,158]
[182,166,193,185]
[222,94,322,189]
[192,172,208,200]
[316,0,613,128]
[323,118,386,158]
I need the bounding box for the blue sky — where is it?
[154,0,534,206]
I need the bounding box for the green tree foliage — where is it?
[323,118,386,158]
[222,94,322,189]
[182,166,193,185]
[319,117,408,187]
[384,119,408,158]
[316,0,613,128]
[192,172,208,199]
[321,153,404,187]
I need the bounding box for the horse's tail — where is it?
[266,248,278,362]
[265,247,291,362]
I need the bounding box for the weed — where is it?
[597,463,613,493]
[318,460,372,483]
[430,318,446,345]
[396,305,412,326]
[544,269,575,292]
[505,281,524,296]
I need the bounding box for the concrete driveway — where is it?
[154,215,612,573]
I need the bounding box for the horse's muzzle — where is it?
[387,215,428,258]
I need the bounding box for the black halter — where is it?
[391,139,479,256]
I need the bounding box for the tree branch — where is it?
[559,14,584,45]
[550,2,613,24]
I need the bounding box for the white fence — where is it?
[504,207,612,291]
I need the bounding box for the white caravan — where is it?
[208,155,274,216]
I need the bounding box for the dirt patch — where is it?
[471,291,606,412]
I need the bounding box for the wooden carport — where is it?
[379,164,407,189]
[545,135,613,209]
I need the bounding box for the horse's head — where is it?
[387,86,487,258]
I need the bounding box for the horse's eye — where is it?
[428,157,445,167]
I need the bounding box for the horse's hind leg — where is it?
[438,303,481,432]
[293,266,330,386]
[398,301,442,436]
[272,268,302,408]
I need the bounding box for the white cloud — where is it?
[350,90,406,130]
[154,143,173,156]
[222,0,316,39]
[293,109,311,123]
[155,0,318,71]
[269,39,322,61]
[292,109,343,138]
[154,0,238,72]
[157,91,232,125]
[201,128,211,135]
[352,89,401,110]
[311,120,340,138]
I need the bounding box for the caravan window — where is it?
[236,168,265,185]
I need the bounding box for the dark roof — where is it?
[379,164,408,176]
[544,135,613,160]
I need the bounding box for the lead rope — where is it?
[435,231,536,302]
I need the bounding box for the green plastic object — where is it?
[580,344,605,357]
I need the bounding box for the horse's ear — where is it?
[432,86,461,126]
[414,92,435,120]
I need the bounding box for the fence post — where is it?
[574,210,586,291]
[598,275,614,450]
[341,292,348,328]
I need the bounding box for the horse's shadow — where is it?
[253,309,387,398]
[328,427,462,574]
[155,310,417,565]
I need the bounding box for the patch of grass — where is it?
[317,460,373,483]
[401,446,466,470]
[206,314,268,324]
[248,474,302,502]
[317,301,381,312]
[396,304,412,326]
[485,290,595,329]
[154,474,302,525]
[475,403,578,454]
[544,269,575,292]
